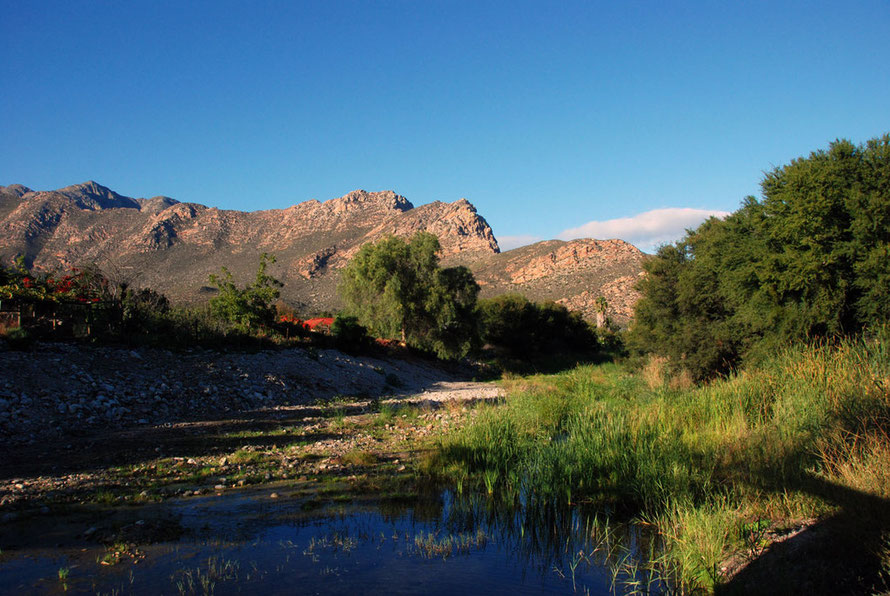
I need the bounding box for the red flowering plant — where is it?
[59,266,109,303]
[304,317,335,331]
[0,258,109,305]
[0,257,51,302]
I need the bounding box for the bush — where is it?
[330,314,369,351]
[2,326,33,350]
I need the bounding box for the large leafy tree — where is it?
[629,134,890,379]
[478,294,598,359]
[339,232,479,359]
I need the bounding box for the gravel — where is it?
[0,342,500,446]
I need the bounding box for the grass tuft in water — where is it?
[171,556,240,595]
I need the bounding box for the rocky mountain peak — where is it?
[326,190,413,216]
[138,196,180,214]
[56,181,140,210]
[0,184,32,198]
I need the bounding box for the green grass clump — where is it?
[227,448,263,465]
[341,449,377,467]
[435,333,890,592]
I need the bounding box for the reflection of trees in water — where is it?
[171,484,666,591]
[440,490,667,590]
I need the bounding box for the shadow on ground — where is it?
[717,471,890,595]
[0,389,437,484]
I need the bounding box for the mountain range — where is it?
[0,182,646,323]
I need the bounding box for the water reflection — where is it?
[0,486,668,595]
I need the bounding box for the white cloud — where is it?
[558,208,731,253]
[497,234,542,251]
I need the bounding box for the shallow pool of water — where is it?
[0,485,667,595]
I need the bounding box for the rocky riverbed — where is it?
[0,341,503,513]
[0,341,500,447]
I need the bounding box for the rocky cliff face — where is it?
[463,238,647,324]
[0,182,645,323]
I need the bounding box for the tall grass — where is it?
[434,331,890,591]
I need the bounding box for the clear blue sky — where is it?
[2,1,888,250]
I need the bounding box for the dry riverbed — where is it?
[0,342,503,516]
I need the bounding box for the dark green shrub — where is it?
[331,314,369,351]
[3,327,34,350]
[208,253,282,333]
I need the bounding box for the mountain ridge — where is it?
[0,182,646,323]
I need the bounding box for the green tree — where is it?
[478,294,598,359]
[594,296,609,328]
[629,134,890,380]
[208,253,282,333]
[339,232,479,359]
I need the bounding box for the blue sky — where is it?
[2,1,888,251]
